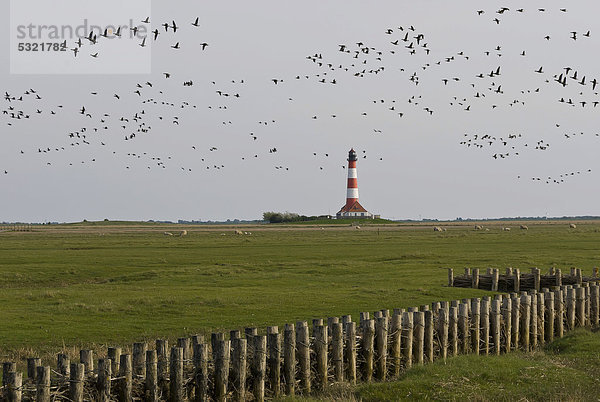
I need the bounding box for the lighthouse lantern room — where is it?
[336,148,373,219]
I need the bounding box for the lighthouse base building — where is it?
[336,148,375,219]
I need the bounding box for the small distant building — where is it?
[337,148,373,219]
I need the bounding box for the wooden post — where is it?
[169,347,184,402]
[448,268,454,287]
[545,291,556,342]
[555,289,564,338]
[472,268,480,289]
[359,312,369,327]
[470,299,480,355]
[36,366,51,402]
[529,292,538,349]
[328,317,339,337]
[97,358,111,402]
[566,287,576,331]
[490,300,501,356]
[27,357,41,382]
[80,350,93,377]
[252,336,266,402]
[57,354,70,384]
[133,342,147,379]
[214,340,230,402]
[232,338,247,401]
[448,307,458,357]
[374,317,388,381]
[458,303,469,354]
[576,287,586,327]
[532,268,541,291]
[267,329,280,397]
[283,323,295,395]
[492,269,499,292]
[480,298,490,355]
[512,269,520,292]
[193,343,209,402]
[345,321,357,385]
[177,338,192,366]
[502,297,512,353]
[145,350,158,402]
[414,312,425,364]
[156,339,169,398]
[556,268,562,287]
[108,347,121,375]
[69,363,84,402]
[361,319,374,382]
[118,354,132,402]
[537,293,545,346]
[424,311,434,363]
[401,312,414,368]
[295,321,310,394]
[576,268,583,285]
[389,311,402,377]
[332,322,344,382]
[520,295,531,351]
[591,284,600,327]
[585,285,591,326]
[511,295,520,350]
[438,308,449,361]
[6,371,22,402]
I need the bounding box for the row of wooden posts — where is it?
[3,282,600,401]
[0,225,32,232]
[449,267,599,292]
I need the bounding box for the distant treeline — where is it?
[262,212,328,223]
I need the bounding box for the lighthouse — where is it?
[336,148,373,219]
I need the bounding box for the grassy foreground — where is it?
[0,222,598,362]
[279,328,600,401]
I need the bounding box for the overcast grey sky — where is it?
[1,1,599,222]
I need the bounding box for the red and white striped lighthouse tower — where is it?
[337,148,372,218]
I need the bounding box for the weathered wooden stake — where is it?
[345,321,357,385]
[133,342,147,379]
[566,287,576,331]
[295,321,310,394]
[97,358,111,402]
[480,298,490,355]
[424,310,434,363]
[374,317,388,381]
[283,324,295,395]
[145,350,158,402]
[252,336,267,402]
[414,312,425,365]
[108,347,121,375]
[438,308,449,361]
[402,312,414,368]
[314,325,328,390]
[555,288,564,338]
[492,269,499,292]
[57,354,70,384]
[591,284,600,327]
[544,291,555,342]
[214,340,230,402]
[193,343,209,402]
[6,371,22,402]
[514,269,521,292]
[576,287,586,327]
[502,297,512,353]
[532,268,541,291]
[511,295,520,350]
[458,303,469,354]
[472,268,480,289]
[332,322,344,382]
[69,363,85,402]
[80,350,93,377]
[448,268,454,287]
[169,347,184,402]
[390,312,402,377]
[267,329,281,397]
[520,295,531,350]
[556,268,562,286]
[361,319,375,382]
[448,307,458,357]
[470,299,480,355]
[36,366,51,402]
[156,339,169,398]
[490,300,501,356]
[232,338,247,401]
[529,292,538,349]
[537,293,545,346]
[177,337,191,366]
[118,354,132,402]
[27,357,41,382]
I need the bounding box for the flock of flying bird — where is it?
[1,6,597,187]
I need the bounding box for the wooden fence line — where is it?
[2,282,600,401]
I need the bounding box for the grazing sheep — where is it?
[164,232,173,236]
[520,225,528,230]
[355,226,361,229]
[235,230,244,235]
[474,225,483,230]
[179,230,187,237]
[433,226,443,232]
[569,223,577,229]
[502,227,511,231]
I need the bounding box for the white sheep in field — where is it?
[164,232,173,236]
[433,226,443,232]
[474,225,483,230]
[235,230,244,235]
[520,225,528,230]
[179,230,187,237]
[569,223,577,229]
[502,227,511,231]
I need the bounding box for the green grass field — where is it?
[1,220,599,399]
